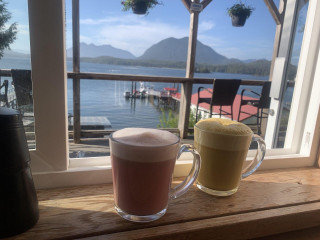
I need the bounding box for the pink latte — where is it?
[110,128,179,216]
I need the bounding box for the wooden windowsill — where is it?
[9,167,320,240]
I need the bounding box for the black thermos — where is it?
[0,107,39,238]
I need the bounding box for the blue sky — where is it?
[7,0,280,60]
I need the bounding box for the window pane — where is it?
[68,78,181,158]
[0,0,35,150]
[196,0,276,76]
[66,1,191,158]
[66,0,188,76]
[66,0,311,157]
[276,0,309,148]
[193,1,275,140]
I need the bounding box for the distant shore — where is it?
[76,56,296,77]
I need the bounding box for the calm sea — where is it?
[0,57,268,129]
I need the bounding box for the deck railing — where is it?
[1,69,269,143]
[71,72,268,142]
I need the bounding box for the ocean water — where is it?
[0,57,268,129]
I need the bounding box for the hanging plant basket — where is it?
[227,3,254,27]
[131,2,148,14]
[230,14,248,27]
[121,0,162,15]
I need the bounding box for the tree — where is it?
[0,0,17,59]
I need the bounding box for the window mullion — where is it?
[28,0,68,172]
[265,0,299,148]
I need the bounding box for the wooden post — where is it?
[72,0,81,143]
[134,81,137,96]
[264,0,282,25]
[131,81,134,96]
[178,1,200,138]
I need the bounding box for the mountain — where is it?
[70,38,240,65]
[67,43,136,59]
[74,38,280,76]
[138,37,240,65]
[2,50,30,58]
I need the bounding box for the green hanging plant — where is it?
[227,2,254,27]
[121,0,162,15]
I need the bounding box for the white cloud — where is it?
[72,15,272,60]
[16,23,29,35]
[80,15,140,25]
[79,15,189,56]
[198,20,215,33]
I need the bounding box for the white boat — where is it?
[139,82,147,98]
[139,82,146,93]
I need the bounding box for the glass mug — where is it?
[194,118,266,196]
[110,128,201,222]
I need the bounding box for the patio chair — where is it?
[0,79,9,107]
[237,81,271,135]
[11,69,33,113]
[195,79,241,122]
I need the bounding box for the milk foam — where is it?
[112,128,179,146]
[111,128,180,162]
[196,118,252,136]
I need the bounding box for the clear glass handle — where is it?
[241,134,266,179]
[170,144,201,200]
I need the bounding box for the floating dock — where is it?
[69,116,112,130]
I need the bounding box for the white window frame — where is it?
[265,0,297,149]
[28,0,320,189]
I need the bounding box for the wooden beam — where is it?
[264,0,283,25]
[72,0,80,74]
[181,0,191,13]
[178,0,212,138]
[0,70,270,86]
[72,0,81,144]
[201,0,212,10]
[73,78,81,143]
[178,1,200,138]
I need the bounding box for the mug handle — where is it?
[170,144,201,200]
[241,134,266,179]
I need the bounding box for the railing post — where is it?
[178,1,200,138]
[72,0,81,143]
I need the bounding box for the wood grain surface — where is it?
[8,167,320,240]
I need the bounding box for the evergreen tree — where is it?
[0,0,17,59]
